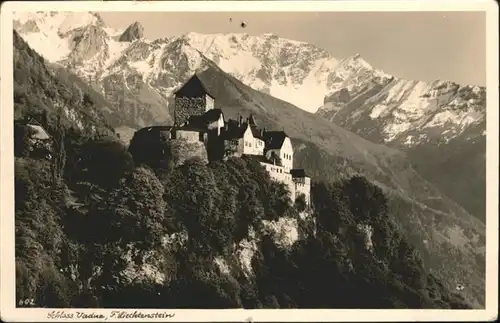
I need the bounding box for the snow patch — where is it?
[105,38,130,67]
[424,110,482,131]
[383,119,412,142]
[183,32,339,112]
[369,104,389,119]
[17,28,72,62]
[58,12,101,34]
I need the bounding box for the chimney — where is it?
[224,123,229,131]
[239,115,243,126]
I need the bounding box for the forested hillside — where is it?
[15,132,469,308]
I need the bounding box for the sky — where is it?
[99,11,486,86]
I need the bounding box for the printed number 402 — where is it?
[19,298,35,306]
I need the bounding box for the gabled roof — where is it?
[250,124,264,140]
[187,109,224,129]
[25,117,43,127]
[27,124,50,140]
[203,109,224,123]
[246,154,269,164]
[222,121,248,140]
[173,74,215,99]
[291,169,308,178]
[263,131,288,150]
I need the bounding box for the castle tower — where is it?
[173,74,215,126]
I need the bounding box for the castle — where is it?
[131,74,311,206]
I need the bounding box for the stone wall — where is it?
[169,138,208,167]
[294,177,311,206]
[175,129,202,142]
[174,96,207,126]
[206,95,215,110]
[260,162,296,200]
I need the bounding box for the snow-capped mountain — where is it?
[12,11,338,113]
[318,66,486,147]
[12,11,486,148]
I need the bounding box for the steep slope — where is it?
[13,30,113,135]
[315,54,486,221]
[191,65,486,308]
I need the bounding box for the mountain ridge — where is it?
[12,11,485,148]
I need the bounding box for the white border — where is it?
[1,1,498,322]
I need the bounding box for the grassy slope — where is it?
[406,128,486,224]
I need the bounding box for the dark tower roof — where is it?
[187,109,224,129]
[173,74,215,99]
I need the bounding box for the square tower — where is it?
[173,74,215,126]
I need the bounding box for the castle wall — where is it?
[174,96,208,126]
[176,129,202,142]
[224,138,244,158]
[260,162,296,200]
[169,138,208,167]
[206,95,215,110]
[294,177,311,206]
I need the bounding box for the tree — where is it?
[74,138,135,189]
[51,106,67,186]
[294,193,307,213]
[14,122,35,157]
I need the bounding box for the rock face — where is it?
[65,25,109,66]
[119,22,144,42]
[169,139,208,167]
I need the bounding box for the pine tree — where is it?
[51,105,66,187]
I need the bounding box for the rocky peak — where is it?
[336,53,375,72]
[119,21,144,42]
